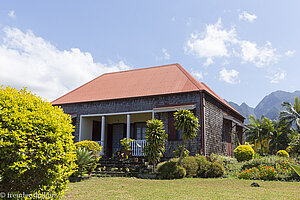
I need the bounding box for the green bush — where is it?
[290,134,300,155]
[75,140,102,158]
[73,148,98,177]
[207,162,225,178]
[234,145,254,162]
[120,138,134,150]
[0,87,76,199]
[209,154,240,176]
[171,157,198,177]
[195,156,211,178]
[156,161,186,179]
[242,156,295,178]
[276,150,289,158]
[237,164,277,180]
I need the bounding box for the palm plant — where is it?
[143,119,167,172]
[246,115,273,155]
[74,148,98,177]
[269,120,293,153]
[280,97,300,133]
[173,109,200,165]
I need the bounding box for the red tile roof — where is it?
[52,63,244,119]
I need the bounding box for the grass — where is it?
[63,177,300,200]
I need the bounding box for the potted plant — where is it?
[120,138,134,158]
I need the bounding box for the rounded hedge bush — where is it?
[0,87,77,198]
[195,156,211,178]
[170,157,198,177]
[233,145,254,162]
[75,140,102,158]
[207,162,225,178]
[276,150,289,158]
[156,161,186,179]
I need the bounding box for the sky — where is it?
[0,1,299,107]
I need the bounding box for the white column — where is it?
[127,114,130,139]
[101,116,105,156]
[79,115,82,141]
[152,111,155,119]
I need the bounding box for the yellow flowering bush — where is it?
[0,87,77,199]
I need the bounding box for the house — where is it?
[52,63,247,157]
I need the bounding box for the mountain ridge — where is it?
[227,90,300,124]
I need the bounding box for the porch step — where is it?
[93,157,152,177]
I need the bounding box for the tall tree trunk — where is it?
[153,160,156,173]
[260,138,263,155]
[178,140,186,165]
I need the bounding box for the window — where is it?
[168,112,183,141]
[222,119,232,143]
[135,122,147,140]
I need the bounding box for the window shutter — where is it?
[168,112,176,140]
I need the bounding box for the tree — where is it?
[269,120,292,153]
[143,119,168,172]
[0,86,76,198]
[246,115,273,155]
[280,97,300,133]
[290,134,300,155]
[173,109,200,165]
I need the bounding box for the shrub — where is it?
[173,145,190,158]
[195,156,211,178]
[171,157,198,177]
[144,119,168,171]
[242,156,295,178]
[237,164,277,180]
[0,87,76,199]
[207,162,225,178]
[209,154,240,176]
[276,150,289,158]
[73,148,98,177]
[234,145,254,162]
[156,161,186,179]
[120,138,134,150]
[290,134,300,155]
[75,140,102,158]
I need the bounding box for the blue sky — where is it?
[0,1,299,107]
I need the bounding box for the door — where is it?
[92,120,101,141]
[112,124,125,155]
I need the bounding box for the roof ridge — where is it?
[201,82,244,119]
[101,63,179,77]
[174,63,203,91]
[52,63,179,104]
[51,74,106,104]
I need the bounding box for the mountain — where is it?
[227,90,300,124]
[254,90,300,120]
[227,101,255,124]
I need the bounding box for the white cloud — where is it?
[0,27,130,101]
[185,19,279,67]
[185,19,237,61]
[156,48,170,61]
[171,17,176,22]
[191,71,203,80]
[204,57,214,66]
[285,50,295,56]
[239,11,257,22]
[8,10,16,19]
[266,70,286,83]
[219,68,239,84]
[162,48,170,60]
[239,41,278,66]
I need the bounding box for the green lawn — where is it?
[63,177,300,200]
